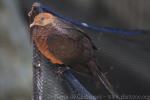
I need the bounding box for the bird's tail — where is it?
[95,68,120,99]
[88,60,120,99]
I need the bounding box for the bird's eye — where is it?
[40,17,45,21]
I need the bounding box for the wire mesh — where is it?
[32,44,97,100]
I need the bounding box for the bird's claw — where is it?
[28,2,41,17]
[55,66,70,76]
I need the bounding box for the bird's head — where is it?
[30,13,55,28]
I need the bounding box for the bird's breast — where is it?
[32,27,63,64]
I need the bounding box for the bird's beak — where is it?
[30,22,35,28]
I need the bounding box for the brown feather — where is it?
[30,12,119,98]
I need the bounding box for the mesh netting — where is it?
[33,45,71,100]
[32,44,97,100]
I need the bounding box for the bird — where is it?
[29,4,119,99]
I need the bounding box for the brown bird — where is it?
[29,5,119,98]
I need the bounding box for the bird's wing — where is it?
[64,26,98,50]
[58,18,97,50]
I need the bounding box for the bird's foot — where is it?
[55,65,70,76]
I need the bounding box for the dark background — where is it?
[0,0,150,99]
